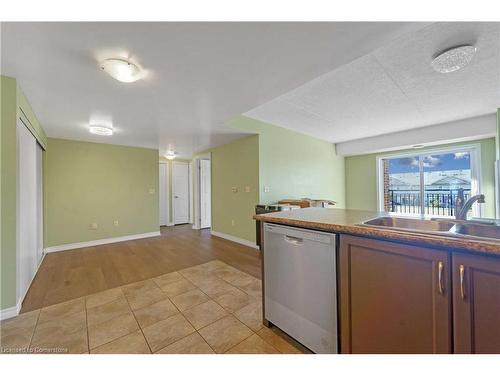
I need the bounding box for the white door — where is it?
[159,163,168,226]
[17,120,40,302]
[36,143,44,265]
[200,159,211,228]
[173,163,190,224]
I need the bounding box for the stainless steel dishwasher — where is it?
[263,223,338,354]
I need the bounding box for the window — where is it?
[377,145,482,218]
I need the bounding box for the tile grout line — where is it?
[27,309,42,351]
[84,297,90,353]
[121,288,154,354]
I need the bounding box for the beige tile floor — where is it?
[0,260,308,354]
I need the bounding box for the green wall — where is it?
[1,76,18,310]
[1,76,48,310]
[209,135,260,243]
[345,138,497,218]
[228,116,346,207]
[46,139,159,247]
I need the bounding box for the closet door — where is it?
[36,143,44,265]
[17,120,39,302]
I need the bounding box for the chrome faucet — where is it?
[455,188,485,220]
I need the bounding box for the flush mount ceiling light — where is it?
[412,144,425,149]
[89,125,113,136]
[431,45,477,74]
[100,58,142,83]
[165,150,178,160]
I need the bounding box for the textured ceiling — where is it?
[1,22,426,157]
[245,22,500,144]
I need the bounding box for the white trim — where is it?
[159,161,169,226]
[210,230,259,250]
[376,143,483,217]
[0,299,22,321]
[44,231,161,253]
[193,153,212,230]
[1,249,47,321]
[166,222,175,227]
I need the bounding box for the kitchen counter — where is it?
[254,207,500,256]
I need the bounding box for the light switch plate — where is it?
[90,223,98,230]
[245,186,251,193]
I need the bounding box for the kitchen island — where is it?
[255,208,500,354]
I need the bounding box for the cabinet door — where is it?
[339,235,452,353]
[453,253,500,353]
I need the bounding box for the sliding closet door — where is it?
[36,143,44,265]
[17,120,40,302]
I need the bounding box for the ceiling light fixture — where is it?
[89,125,113,136]
[165,150,178,160]
[100,58,142,83]
[431,45,476,74]
[412,144,425,149]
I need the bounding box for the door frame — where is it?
[192,153,212,230]
[159,161,169,226]
[172,161,191,225]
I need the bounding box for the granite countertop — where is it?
[254,207,500,257]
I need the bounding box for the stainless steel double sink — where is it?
[361,216,500,241]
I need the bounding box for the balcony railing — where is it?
[388,188,471,216]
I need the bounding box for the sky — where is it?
[388,152,471,174]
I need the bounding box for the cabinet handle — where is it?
[438,261,444,294]
[459,264,466,300]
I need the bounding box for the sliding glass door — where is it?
[378,146,481,218]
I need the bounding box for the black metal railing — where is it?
[388,189,471,216]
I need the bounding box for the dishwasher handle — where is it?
[284,235,304,245]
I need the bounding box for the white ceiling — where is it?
[245,22,500,144]
[1,22,427,157]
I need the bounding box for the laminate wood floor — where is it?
[21,225,261,313]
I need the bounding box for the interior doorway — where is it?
[199,158,212,229]
[159,162,168,226]
[193,154,212,230]
[172,162,190,225]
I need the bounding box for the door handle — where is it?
[438,261,444,294]
[459,264,466,300]
[284,235,303,245]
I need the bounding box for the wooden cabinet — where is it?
[339,235,452,353]
[452,253,500,353]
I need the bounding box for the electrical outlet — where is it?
[149,188,155,194]
[245,186,250,193]
[231,187,238,193]
[89,223,98,230]
[113,220,119,227]
[264,186,270,193]
[231,219,235,226]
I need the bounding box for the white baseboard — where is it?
[44,231,161,253]
[166,222,175,227]
[210,230,259,250]
[1,252,46,321]
[0,299,22,321]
